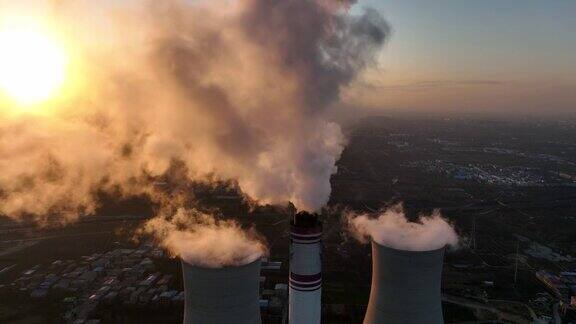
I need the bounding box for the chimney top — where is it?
[293,211,320,228]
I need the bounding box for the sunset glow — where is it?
[0,24,68,106]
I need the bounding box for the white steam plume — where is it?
[346,205,459,251]
[0,0,389,224]
[140,208,268,268]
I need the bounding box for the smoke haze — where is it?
[346,205,459,251]
[0,0,388,224]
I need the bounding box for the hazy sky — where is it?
[346,0,576,116]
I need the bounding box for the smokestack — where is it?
[181,259,262,324]
[363,241,445,324]
[289,211,322,324]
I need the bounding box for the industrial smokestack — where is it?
[181,259,262,324]
[289,211,322,324]
[363,241,445,324]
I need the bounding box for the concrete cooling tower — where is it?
[363,242,445,324]
[181,259,262,324]
[289,211,322,324]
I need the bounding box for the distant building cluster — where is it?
[385,132,576,187]
[6,243,288,323]
[407,160,549,187]
[10,244,180,323]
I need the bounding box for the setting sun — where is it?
[0,25,68,105]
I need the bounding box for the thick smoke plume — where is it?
[140,208,267,268]
[346,205,459,251]
[0,0,389,224]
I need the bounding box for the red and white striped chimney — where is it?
[289,211,322,324]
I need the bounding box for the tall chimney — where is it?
[289,211,322,324]
[181,259,262,324]
[363,242,445,324]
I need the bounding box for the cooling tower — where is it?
[363,242,445,324]
[289,212,322,324]
[181,259,262,324]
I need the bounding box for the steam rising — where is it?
[346,205,459,251]
[141,208,267,268]
[0,0,389,223]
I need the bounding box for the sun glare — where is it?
[0,24,68,105]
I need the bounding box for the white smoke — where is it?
[0,0,389,224]
[140,208,267,268]
[346,205,459,251]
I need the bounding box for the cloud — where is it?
[362,79,506,92]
